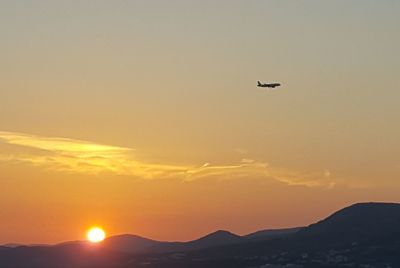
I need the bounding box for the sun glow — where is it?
[87,227,106,243]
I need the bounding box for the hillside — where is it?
[1,202,400,267]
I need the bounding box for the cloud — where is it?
[0,131,335,188]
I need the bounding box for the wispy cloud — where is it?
[0,131,335,187]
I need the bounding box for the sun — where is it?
[87,227,106,243]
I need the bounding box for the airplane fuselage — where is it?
[257,82,281,88]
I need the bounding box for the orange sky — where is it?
[0,1,400,244]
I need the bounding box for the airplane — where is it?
[257,81,281,88]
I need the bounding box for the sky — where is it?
[0,0,400,244]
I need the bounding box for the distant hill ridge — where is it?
[102,228,299,254]
[297,202,400,244]
[1,202,400,267]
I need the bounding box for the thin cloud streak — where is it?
[0,131,335,188]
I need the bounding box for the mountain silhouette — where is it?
[103,234,160,254]
[101,228,304,255]
[157,230,242,252]
[245,227,303,240]
[1,202,400,267]
[296,202,400,245]
[102,230,243,254]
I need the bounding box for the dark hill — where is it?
[1,202,400,267]
[296,202,400,245]
[103,234,160,254]
[103,230,243,254]
[167,230,242,251]
[181,202,400,264]
[245,227,303,240]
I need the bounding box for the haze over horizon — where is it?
[1,1,400,244]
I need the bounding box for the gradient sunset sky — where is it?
[1,1,400,244]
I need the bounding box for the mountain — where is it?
[101,228,300,254]
[296,202,400,245]
[245,227,303,240]
[156,230,242,252]
[102,230,243,254]
[1,202,400,267]
[0,243,130,268]
[103,234,160,254]
[183,202,400,267]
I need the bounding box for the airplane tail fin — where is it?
[257,81,261,86]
